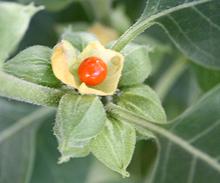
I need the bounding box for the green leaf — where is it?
[150,85,220,183]
[31,117,91,183]
[135,126,155,141]
[117,84,167,124]
[119,44,152,87]
[0,2,42,65]
[0,98,54,183]
[54,94,106,163]
[109,84,220,183]
[112,0,219,69]
[192,63,220,92]
[112,0,211,51]
[3,46,61,87]
[90,118,136,177]
[0,72,65,107]
[62,30,97,51]
[157,1,220,69]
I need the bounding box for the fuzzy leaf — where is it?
[62,30,97,51]
[117,84,166,124]
[119,44,152,87]
[0,72,65,107]
[91,118,136,177]
[54,94,106,163]
[4,46,61,87]
[0,2,42,65]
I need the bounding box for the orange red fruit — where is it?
[78,56,107,86]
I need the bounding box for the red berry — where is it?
[78,56,108,86]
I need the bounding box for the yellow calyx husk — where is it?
[51,40,124,96]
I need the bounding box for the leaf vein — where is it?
[192,6,220,31]
[160,141,172,183]
[113,0,212,51]
[167,14,215,61]
[189,119,220,143]
[187,156,197,183]
[0,108,53,144]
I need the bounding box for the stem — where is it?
[112,0,210,51]
[154,57,188,101]
[107,103,220,172]
[112,21,155,51]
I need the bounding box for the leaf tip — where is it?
[121,170,130,178]
[58,155,70,164]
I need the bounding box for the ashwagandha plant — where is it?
[0,0,220,182]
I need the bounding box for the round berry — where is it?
[78,56,107,86]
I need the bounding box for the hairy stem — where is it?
[107,103,220,172]
[112,22,155,51]
[112,0,211,51]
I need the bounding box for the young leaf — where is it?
[62,30,97,51]
[4,46,61,87]
[117,84,167,124]
[0,72,65,107]
[119,44,152,87]
[54,94,106,163]
[0,2,42,65]
[110,84,220,183]
[90,118,136,177]
[0,99,54,183]
[112,0,219,69]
